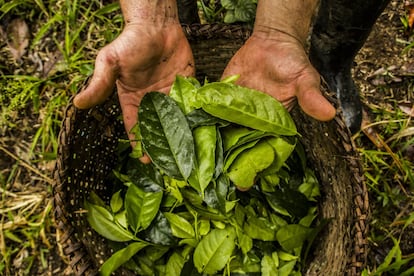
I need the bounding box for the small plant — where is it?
[356,97,414,275]
[221,0,257,24]
[362,228,414,275]
[197,0,257,24]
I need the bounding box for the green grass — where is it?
[356,96,414,274]
[0,0,122,274]
[0,0,122,159]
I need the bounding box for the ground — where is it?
[0,1,413,275]
[353,1,414,270]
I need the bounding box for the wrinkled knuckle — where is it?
[98,47,119,68]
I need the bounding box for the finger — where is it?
[120,101,140,144]
[297,87,336,121]
[121,103,152,164]
[74,48,118,109]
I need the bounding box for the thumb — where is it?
[74,48,118,109]
[296,87,336,122]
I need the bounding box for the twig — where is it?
[0,145,54,185]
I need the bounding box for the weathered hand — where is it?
[74,23,195,155]
[222,31,336,122]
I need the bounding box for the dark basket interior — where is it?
[53,24,368,276]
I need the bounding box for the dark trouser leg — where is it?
[309,0,391,133]
[177,0,200,24]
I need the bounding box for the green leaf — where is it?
[279,260,297,276]
[221,0,257,23]
[244,217,277,241]
[142,212,177,246]
[227,139,276,189]
[127,161,164,193]
[204,175,229,214]
[139,91,195,180]
[99,242,148,276]
[214,130,225,178]
[277,251,299,261]
[88,191,106,207]
[276,224,312,251]
[265,187,313,218]
[114,209,128,229]
[234,0,257,22]
[166,251,186,276]
[261,254,278,276]
[298,168,321,201]
[143,245,170,262]
[110,190,123,213]
[221,126,270,153]
[191,125,217,193]
[125,184,163,233]
[223,10,237,24]
[186,109,229,129]
[263,137,296,174]
[198,219,211,236]
[239,233,253,255]
[221,74,240,83]
[195,83,297,136]
[221,0,237,9]
[194,226,236,274]
[224,139,260,172]
[85,201,134,242]
[164,212,195,239]
[169,75,199,114]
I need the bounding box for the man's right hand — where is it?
[74,23,195,161]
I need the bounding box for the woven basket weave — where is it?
[53,24,369,276]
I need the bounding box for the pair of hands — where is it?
[74,23,336,151]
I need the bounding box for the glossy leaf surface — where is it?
[139,92,195,179]
[85,201,134,242]
[125,184,163,233]
[100,242,148,276]
[193,226,236,274]
[195,83,297,136]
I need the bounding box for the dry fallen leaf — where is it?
[6,18,30,61]
[406,1,414,28]
[361,111,383,148]
[399,105,414,117]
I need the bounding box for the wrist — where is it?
[253,0,319,45]
[252,26,305,47]
[120,0,179,26]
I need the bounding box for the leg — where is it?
[309,0,391,133]
[177,0,200,24]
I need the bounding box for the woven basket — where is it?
[53,24,369,276]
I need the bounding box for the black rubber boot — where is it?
[309,0,391,133]
[177,0,200,24]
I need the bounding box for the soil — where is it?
[0,0,413,275]
[353,0,414,269]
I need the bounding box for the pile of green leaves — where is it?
[221,0,257,24]
[198,0,257,24]
[85,76,321,276]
